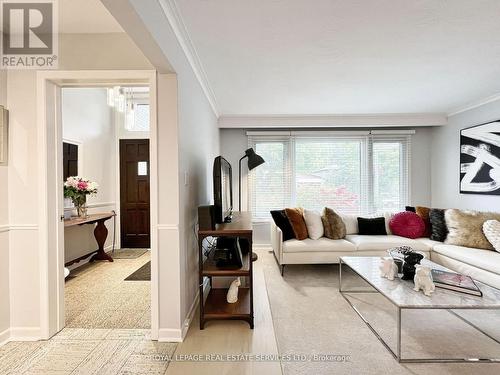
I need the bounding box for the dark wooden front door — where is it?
[120,139,150,248]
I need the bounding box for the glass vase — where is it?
[73,196,88,218]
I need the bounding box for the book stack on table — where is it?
[431,269,483,297]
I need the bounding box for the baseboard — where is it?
[0,328,10,346]
[181,278,207,340]
[158,328,183,342]
[158,278,207,343]
[8,327,41,341]
[253,243,271,249]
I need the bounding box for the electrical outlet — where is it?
[184,171,189,186]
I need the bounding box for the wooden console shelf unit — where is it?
[198,211,254,329]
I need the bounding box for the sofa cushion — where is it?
[285,207,308,240]
[415,237,442,250]
[340,214,358,235]
[303,209,324,240]
[445,209,500,250]
[429,208,448,242]
[357,217,387,235]
[322,207,346,240]
[389,211,425,239]
[432,244,500,276]
[270,210,295,241]
[416,206,431,237]
[282,238,356,253]
[345,235,432,252]
[483,220,500,252]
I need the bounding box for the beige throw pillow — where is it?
[445,209,500,250]
[303,209,324,240]
[322,207,346,240]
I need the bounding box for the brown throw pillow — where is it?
[285,208,308,240]
[415,206,431,237]
[445,209,500,250]
[322,207,346,239]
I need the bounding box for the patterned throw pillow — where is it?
[389,211,425,239]
[321,207,346,239]
[483,220,500,252]
[429,208,448,242]
[285,208,308,240]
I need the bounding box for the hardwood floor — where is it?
[166,248,282,375]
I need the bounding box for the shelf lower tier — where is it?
[203,287,251,318]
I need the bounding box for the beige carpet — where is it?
[111,248,149,259]
[0,329,176,374]
[65,252,151,329]
[262,250,500,375]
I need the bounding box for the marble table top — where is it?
[341,256,500,309]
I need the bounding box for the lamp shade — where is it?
[244,148,265,170]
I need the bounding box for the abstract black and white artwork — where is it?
[460,120,500,195]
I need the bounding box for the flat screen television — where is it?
[213,156,233,223]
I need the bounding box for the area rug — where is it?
[125,261,151,281]
[261,250,500,375]
[111,248,149,259]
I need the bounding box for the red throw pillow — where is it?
[389,211,426,239]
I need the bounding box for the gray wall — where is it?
[432,100,500,211]
[220,127,434,244]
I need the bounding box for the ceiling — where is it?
[175,0,500,116]
[59,0,123,34]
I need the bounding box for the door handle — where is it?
[60,215,65,222]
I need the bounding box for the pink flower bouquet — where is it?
[64,176,99,217]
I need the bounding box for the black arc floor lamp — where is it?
[239,148,265,211]
[239,148,265,261]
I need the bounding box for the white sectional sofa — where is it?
[270,222,500,290]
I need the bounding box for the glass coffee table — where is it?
[339,256,500,363]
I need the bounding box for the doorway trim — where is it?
[37,70,159,340]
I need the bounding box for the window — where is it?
[295,138,363,214]
[251,140,291,218]
[125,103,150,132]
[248,132,410,219]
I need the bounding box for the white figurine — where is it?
[379,258,398,281]
[413,265,435,296]
[227,277,241,303]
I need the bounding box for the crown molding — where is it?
[157,0,219,117]
[447,93,500,117]
[218,113,447,128]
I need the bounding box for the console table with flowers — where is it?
[63,176,115,266]
[64,212,116,266]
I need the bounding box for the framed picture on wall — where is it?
[460,120,500,195]
[0,106,8,166]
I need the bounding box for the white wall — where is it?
[432,99,500,211]
[0,69,10,344]
[59,33,153,70]
[62,88,117,264]
[3,32,154,340]
[220,128,433,244]
[121,0,220,334]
